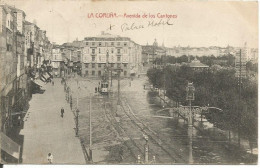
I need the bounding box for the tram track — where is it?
[102,102,144,162]
[120,98,187,163]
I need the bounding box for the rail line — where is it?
[102,101,144,163]
[120,98,187,163]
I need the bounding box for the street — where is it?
[20,78,85,164]
[0,1,258,165]
[16,75,257,164]
[64,75,257,164]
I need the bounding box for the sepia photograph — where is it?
[0,0,258,165]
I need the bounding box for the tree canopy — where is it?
[147,64,257,139]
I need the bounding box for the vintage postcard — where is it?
[0,0,258,165]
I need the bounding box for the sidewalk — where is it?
[20,78,85,164]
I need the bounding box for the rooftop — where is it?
[142,45,166,54]
[189,58,209,68]
[5,4,26,16]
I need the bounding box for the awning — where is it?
[130,68,136,74]
[33,79,45,87]
[0,132,20,159]
[40,73,51,82]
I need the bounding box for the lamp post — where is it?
[137,134,156,164]
[70,95,73,110]
[117,67,121,105]
[75,74,79,136]
[89,93,93,162]
[75,109,80,136]
[186,82,195,164]
[144,134,149,164]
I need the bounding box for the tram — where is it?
[99,81,109,94]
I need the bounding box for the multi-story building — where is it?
[7,6,28,119]
[250,48,258,63]
[0,4,27,163]
[0,5,9,134]
[142,39,166,65]
[60,42,82,75]
[51,45,64,77]
[24,21,41,69]
[1,4,53,163]
[44,39,52,61]
[81,32,142,77]
[0,5,18,134]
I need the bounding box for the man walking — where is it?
[61,107,65,118]
[47,153,53,164]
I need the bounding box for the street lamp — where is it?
[106,49,113,88]
[75,109,80,136]
[66,87,70,102]
[186,82,195,164]
[144,134,149,164]
[70,95,73,110]
[89,93,93,162]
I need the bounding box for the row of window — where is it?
[89,48,127,54]
[85,70,127,76]
[91,55,123,62]
[85,63,127,68]
[86,41,128,47]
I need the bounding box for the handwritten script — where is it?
[120,19,174,32]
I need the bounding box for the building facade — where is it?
[142,39,166,65]
[0,5,19,134]
[81,33,142,78]
[51,45,64,77]
[0,4,53,163]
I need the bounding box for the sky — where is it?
[2,0,258,48]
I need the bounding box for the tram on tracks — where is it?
[99,80,109,94]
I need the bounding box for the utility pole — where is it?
[144,135,149,163]
[163,52,166,102]
[75,74,79,136]
[114,65,122,105]
[106,50,109,81]
[186,82,195,164]
[89,93,93,162]
[75,109,79,136]
[110,69,113,87]
[137,135,156,164]
[113,66,122,116]
[70,95,72,110]
[77,75,79,108]
[238,49,242,147]
[153,46,155,68]
[235,49,245,148]
[117,69,121,105]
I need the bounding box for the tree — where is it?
[147,64,257,139]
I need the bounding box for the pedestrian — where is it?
[118,146,124,162]
[70,100,73,110]
[61,107,64,118]
[17,115,21,127]
[52,80,54,86]
[47,153,53,164]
